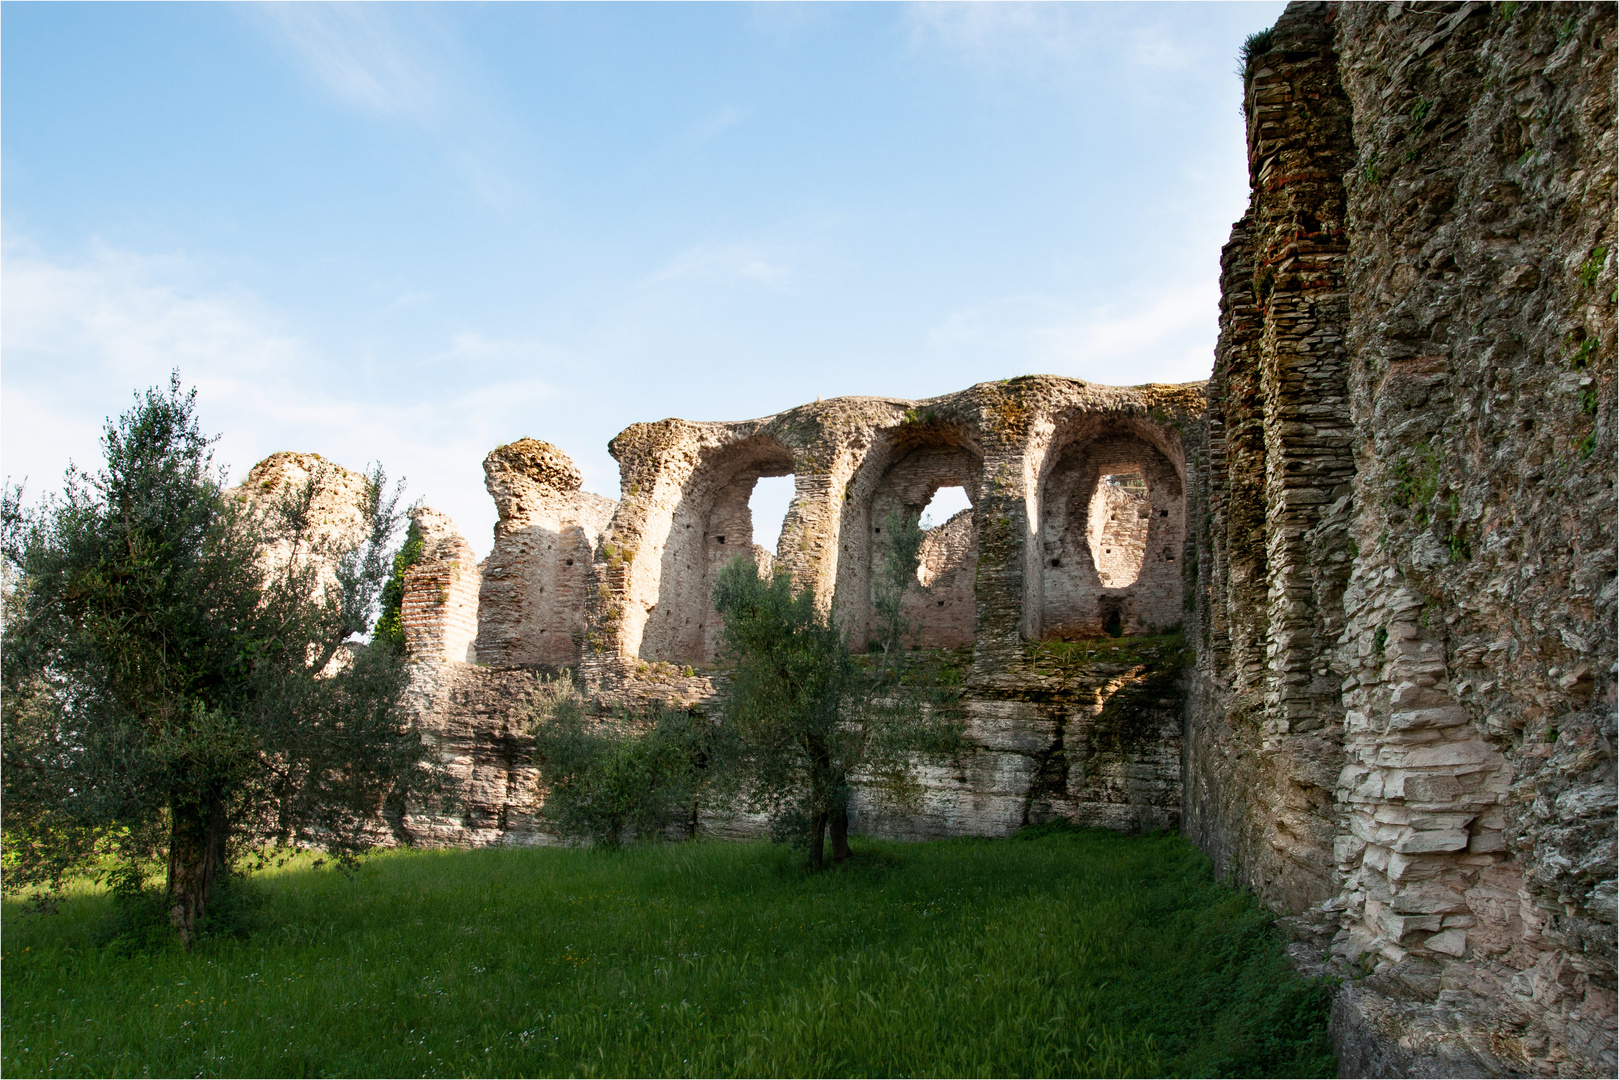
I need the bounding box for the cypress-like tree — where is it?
[1,376,424,946]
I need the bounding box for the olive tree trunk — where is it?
[829,807,852,863]
[167,796,228,949]
[808,810,828,869]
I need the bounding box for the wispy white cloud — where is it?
[930,279,1219,385]
[261,2,445,120]
[1,241,563,557]
[687,105,750,147]
[642,242,792,290]
[252,3,524,210]
[907,2,1197,80]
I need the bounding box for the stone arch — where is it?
[1031,418,1186,640]
[636,433,796,664]
[834,420,984,651]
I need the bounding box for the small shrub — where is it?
[530,678,713,847]
[1239,27,1276,69]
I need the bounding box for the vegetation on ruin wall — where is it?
[373,518,425,654]
[1028,632,1190,753]
[3,831,1334,1079]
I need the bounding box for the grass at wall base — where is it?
[2,828,1335,1079]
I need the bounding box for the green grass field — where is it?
[2,829,1334,1078]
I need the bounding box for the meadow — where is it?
[2,828,1335,1078]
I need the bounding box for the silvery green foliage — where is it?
[711,510,964,865]
[1,375,424,943]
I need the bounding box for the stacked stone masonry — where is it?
[1189,3,1616,1076]
[239,2,1614,1074]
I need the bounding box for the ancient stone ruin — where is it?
[390,378,1204,847]
[238,3,1615,1075]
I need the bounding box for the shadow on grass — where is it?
[4,830,1335,1078]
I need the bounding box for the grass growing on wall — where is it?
[2,830,1334,1078]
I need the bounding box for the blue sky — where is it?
[3,1,1283,557]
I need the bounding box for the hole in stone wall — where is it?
[920,485,972,529]
[748,474,796,555]
[1088,469,1150,588]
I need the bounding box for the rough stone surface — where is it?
[226,451,375,596]
[475,439,617,669]
[1191,3,1616,1075]
[401,507,480,664]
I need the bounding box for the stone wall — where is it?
[475,439,617,669]
[1191,3,1616,1075]
[400,507,480,664]
[401,660,558,847]
[377,377,1204,853]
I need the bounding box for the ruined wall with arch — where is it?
[387,377,1204,856]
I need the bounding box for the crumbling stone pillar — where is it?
[1185,0,1355,916]
[401,507,481,664]
[476,439,617,670]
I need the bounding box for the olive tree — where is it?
[1,376,424,946]
[711,510,963,867]
[529,678,715,847]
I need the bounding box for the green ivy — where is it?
[374,519,425,655]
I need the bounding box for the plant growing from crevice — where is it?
[1568,331,1596,368]
[1577,247,1607,288]
[1360,150,1382,187]
[1580,384,1600,416]
[374,518,425,655]
[1239,27,1276,73]
[1389,441,1442,525]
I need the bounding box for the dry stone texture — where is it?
[226,451,374,598]
[1190,3,1615,1075]
[475,439,617,669]
[401,507,480,664]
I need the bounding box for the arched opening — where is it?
[748,474,797,569]
[637,436,796,665]
[1087,469,1150,588]
[836,432,982,652]
[1037,428,1184,640]
[907,482,977,649]
[920,485,972,531]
